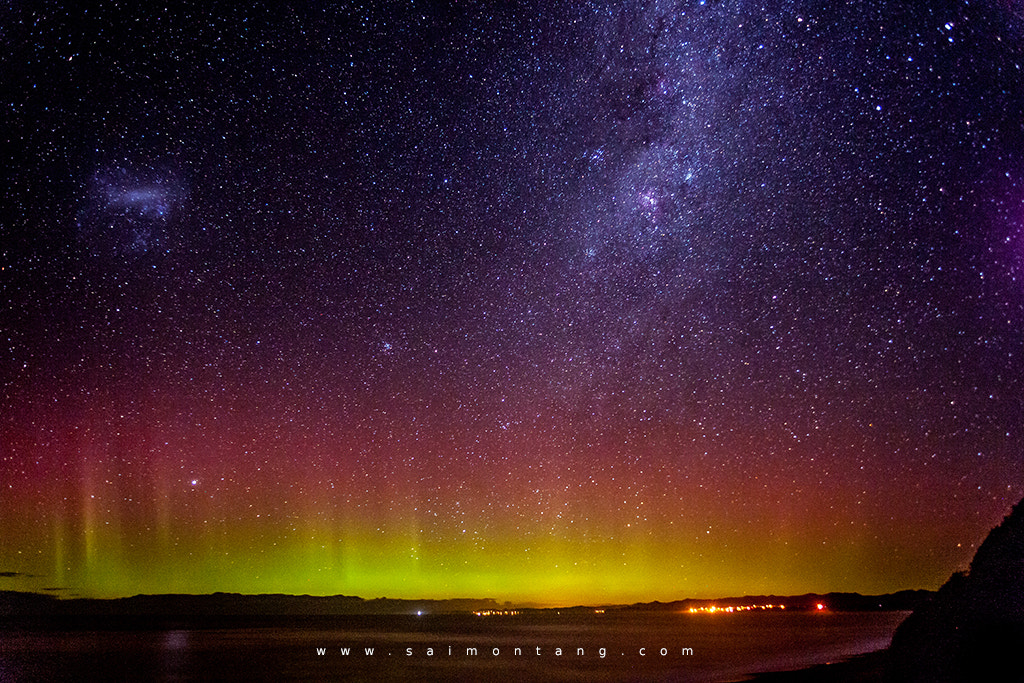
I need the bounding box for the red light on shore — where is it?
[816,603,825,611]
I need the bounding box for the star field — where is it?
[1,1,1023,603]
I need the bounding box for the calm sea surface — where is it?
[0,610,908,682]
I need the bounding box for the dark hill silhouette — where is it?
[887,495,1024,682]
[0,589,929,626]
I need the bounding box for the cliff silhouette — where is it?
[887,495,1024,682]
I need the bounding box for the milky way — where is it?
[1,1,1022,603]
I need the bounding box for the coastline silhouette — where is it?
[886,495,1024,682]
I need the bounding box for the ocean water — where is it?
[0,610,908,682]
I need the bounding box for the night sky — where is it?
[2,1,1023,605]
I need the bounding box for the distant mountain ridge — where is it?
[0,589,930,622]
[616,590,930,613]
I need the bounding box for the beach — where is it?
[740,649,888,682]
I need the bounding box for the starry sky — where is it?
[2,0,1023,605]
